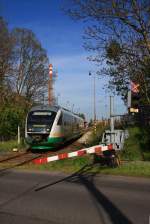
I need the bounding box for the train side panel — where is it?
[48,110,65,145]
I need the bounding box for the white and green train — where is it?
[25,105,84,150]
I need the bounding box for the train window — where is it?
[57,113,62,125]
[27,111,56,125]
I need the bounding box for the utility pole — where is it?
[127,90,131,108]
[48,64,53,106]
[93,73,96,122]
[110,96,114,142]
[18,125,21,145]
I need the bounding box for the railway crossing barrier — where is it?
[33,144,120,167]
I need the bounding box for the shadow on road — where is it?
[35,164,133,224]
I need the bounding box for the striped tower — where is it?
[48,64,53,105]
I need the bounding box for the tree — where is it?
[11,28,49,103]
[0,18,51,141]
[0,17,13,104]
[64,0,150,104]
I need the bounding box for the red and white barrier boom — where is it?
[33,144,113,165]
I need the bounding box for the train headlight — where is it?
[28,128,32,132]
[46,128,50,132]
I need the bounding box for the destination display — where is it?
[33,112,52,116]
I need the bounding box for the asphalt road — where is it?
[0,167,150,224]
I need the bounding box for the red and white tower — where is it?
[48,64,53,105]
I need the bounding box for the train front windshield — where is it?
[27,111,56,128]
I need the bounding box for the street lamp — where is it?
[56,93,60,105]
[66,101,70,110]
[76,107,80,114]
[99,99,103,120]
[89,71,96,122]
[72,104,74,113]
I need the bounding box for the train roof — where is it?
[29,105,84,120]
[29,105,60,113]
[29,105,75,114]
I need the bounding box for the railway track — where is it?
[0,151,29,163]
[0,151,42,172]
[0,137,86,171]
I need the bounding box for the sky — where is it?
[0,0,126,120]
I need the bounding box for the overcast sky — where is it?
[0,0,127,120]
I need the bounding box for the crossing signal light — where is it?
[128,81,140,113]
[131,81,140,93]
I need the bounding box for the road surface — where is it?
[0,167,150,224]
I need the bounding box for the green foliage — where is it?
[106,40,122,62]
[121,127,150,161]
[135,126,150,161]
[0,104,27,140]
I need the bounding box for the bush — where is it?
[0,104,26,141]
[121,126,150,161]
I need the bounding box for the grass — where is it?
[93,161,150,177]
[21,156,91,173]
[19,157,150,178]
[0,139,27,152]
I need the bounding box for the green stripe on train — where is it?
[30,137,64,150]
